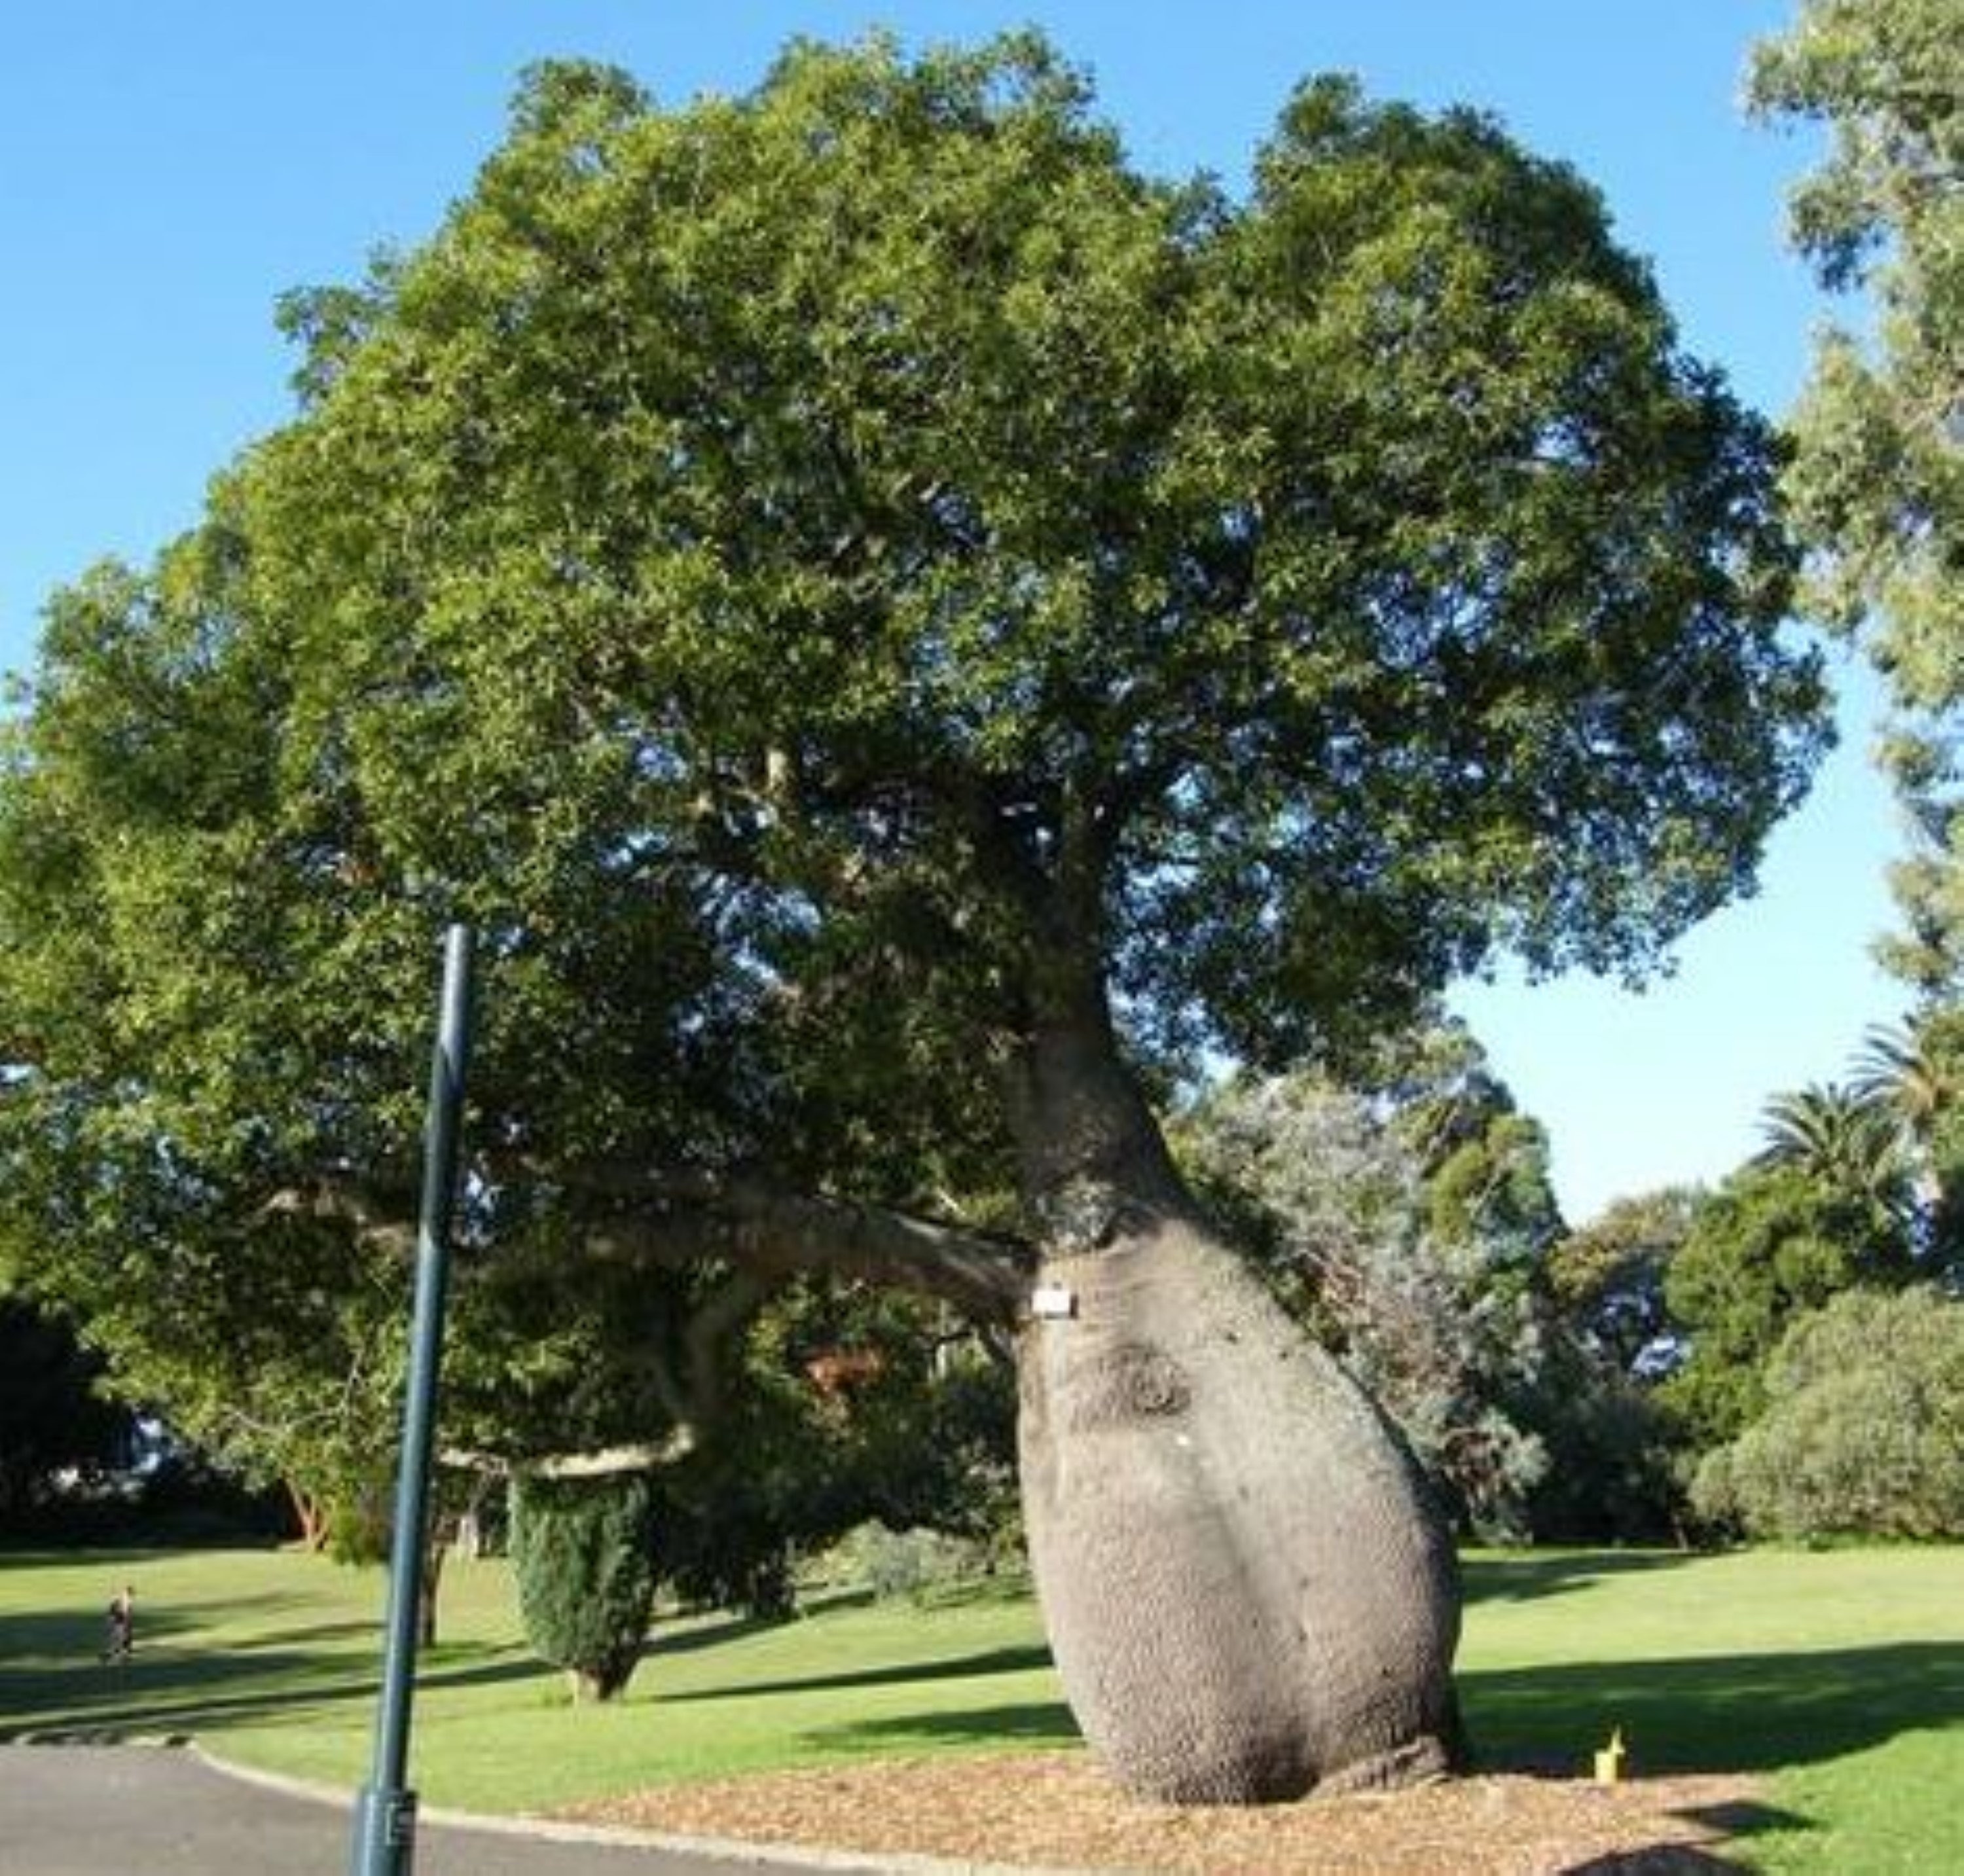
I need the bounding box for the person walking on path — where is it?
[101,1583,134,1665]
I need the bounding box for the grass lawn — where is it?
[3,1542,1962,1868]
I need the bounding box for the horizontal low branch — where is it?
[576,1174,1033,1324]
[266,1164,1034,1324]
[441,1434,695,1479]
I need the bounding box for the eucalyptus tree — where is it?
[1749,0,1964,996]
[0,36,1824,1800]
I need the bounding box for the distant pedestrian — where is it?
[101,1585,134,1665]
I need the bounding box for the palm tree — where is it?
[1851,1022,1952,1144]
[1755,1080,1913,1227]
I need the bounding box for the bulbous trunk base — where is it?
[1018,1216,1463,1805]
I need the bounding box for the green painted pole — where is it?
[352,923,475,1876]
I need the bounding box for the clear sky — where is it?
[0,1,1900,1221]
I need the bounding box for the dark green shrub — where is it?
[509,1471,659,1701]
[1692,1288,1964,1540]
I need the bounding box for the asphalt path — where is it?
[0,1745,916,1876]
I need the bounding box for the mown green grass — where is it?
[3,1542,1961,1867]
[0,1547,1071,1809]
[1458,1546,1964,1869]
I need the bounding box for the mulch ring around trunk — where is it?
[557,1749,1768,1872]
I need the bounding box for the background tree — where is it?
[1546,1186,1700,1379]
[1855,1014,1964,1265]
[1749,1,1964,996]
[1693,1285,1964,1539]
[1754,1079,1916,1235]
[509,1471,661,1701]
[0,36,1826,1801]
[1660,1161,1911,1450]
[0,1291,132,1528]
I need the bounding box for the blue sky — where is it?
[0,1,1898,1220]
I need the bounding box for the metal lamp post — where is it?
[351,923,476,1876]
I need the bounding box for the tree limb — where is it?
[266,1164,1034,1324]
[568,1170,1033,1323]
[440,1434,697,1479]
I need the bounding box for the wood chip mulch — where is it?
[558,1750,1764,1872]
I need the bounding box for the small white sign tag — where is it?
[1030,1284,1077,1320]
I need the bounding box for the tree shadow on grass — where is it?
[0,1590,341,1665]
[1464,1640,1964,1777]
[1459,1550,1700,1607]
[807,1697,1080,1754]
[647,1608,837,1659]
[0,1545,286,1570]
[0,1646,380,1742]
[1562,1850,1743,1872]
[660,1643,1055,1704]
[0,1620,543,1745]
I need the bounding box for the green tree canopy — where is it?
[1694,1286,1964,1539]
[1546,1185,1700,1377]
[1662,1163,1912,1449]
[0,34,1828,1802]
[1749,0,1964,995]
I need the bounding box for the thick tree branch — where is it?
[266,1164,1033,1324]
[440,1434,697,1479]
[568,1170,1032,1324]
[679,1267,777,1425]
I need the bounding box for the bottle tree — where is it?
[0,37,1823,1800]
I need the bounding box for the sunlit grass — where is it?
[5,1542,1962,1866]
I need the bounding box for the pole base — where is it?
[350,1782,418,1875]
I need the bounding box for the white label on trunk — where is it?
[1030,1284,1077,1320]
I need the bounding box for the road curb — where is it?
[189,1743,1104,1876]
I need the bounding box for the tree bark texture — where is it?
[1008,996,1463,1803]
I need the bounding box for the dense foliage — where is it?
[1749,1,1964,996]
[0,1293,132,1525]
[509,1470,661,1700]
[1660,1163,1912,1448]
[653,1280,1017,1616]
[1693,1286,1964,1538]
[0,31,1821,1517]
[1545,1187,1698,1379]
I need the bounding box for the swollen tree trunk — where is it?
[1007,979,1463,1803]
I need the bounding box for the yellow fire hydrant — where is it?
[1593,1727,1629,1784]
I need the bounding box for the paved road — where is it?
[0,1746,908,1876]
